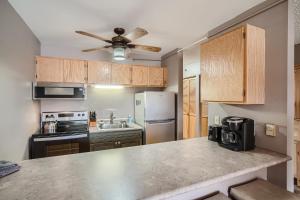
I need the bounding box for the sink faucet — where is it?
[110,112,115,124]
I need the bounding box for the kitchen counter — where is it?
[0,138,290,200]
[89,123,143,133]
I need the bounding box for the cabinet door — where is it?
[63,59,86,83]
[132,65,148,86]
[183,114,189,139]
[295,68,300,119]
[120,139,141,148]
[90,142,115,151]
[201,27,245,102]
[36,56,64,82]
[163,67,168,86]
[183,79,190,114]
[201,117,208,137]
[111,63,132,85]
[189,78,196,116]
[189,115,196,138]
[201,101,208,118]
[88,61,111,84]
[148,67,164,87]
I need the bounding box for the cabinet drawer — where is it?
[90,142,115,151]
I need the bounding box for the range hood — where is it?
[32,83,87,100]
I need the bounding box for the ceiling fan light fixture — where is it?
[113,47,126,61]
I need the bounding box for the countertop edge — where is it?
[145,156,291,200]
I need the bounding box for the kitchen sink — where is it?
[98,123,130,130]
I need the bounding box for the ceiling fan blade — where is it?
[82,45,112,52]
[129,44,161,52]
[125,27,148,41]
[75,31,112,43]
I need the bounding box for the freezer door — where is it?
[144,92,175,121]
[145,120,175,144]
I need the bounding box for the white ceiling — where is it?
[9,0,265,59]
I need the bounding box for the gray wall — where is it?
[295,44,300,65]
[161,50,183,139]
[0,0,40,161]
[40,44,162,118]
[207,1,290,188]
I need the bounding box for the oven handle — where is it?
[33,134,88,142]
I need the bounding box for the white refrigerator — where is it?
[135,91,175,144]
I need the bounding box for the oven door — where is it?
[30,133,89,159]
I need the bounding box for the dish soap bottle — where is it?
[127,115,133,125]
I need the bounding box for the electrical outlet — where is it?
[214,116,220,125]
[265,124,276,137]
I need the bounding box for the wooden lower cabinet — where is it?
[90,130,142,152]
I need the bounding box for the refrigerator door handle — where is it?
[146,119,175,124]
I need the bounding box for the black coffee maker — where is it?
[208,124,222,142]
[219,116,255,151]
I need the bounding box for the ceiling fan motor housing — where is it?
[114,28,125,35]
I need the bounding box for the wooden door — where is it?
[189,115,196,138]
[163,67,168,86]
[201,117,208,137]
[63,59,86,83]
[148,67,164,86]
[183,79,190,114]
[200,27,245,102]
[295,67,300,119]
[111,63,132,85]
[183,114,189,139]
[87,61,111,84]
[36,56,64,82]
[189,78,196,116]
[132,65,148,86]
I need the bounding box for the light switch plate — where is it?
[265,124,276,137]
[214,116,220,125]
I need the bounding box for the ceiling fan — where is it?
[75,27,161,61]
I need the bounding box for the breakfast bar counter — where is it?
[0,138,290,200]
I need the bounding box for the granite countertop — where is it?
[89,123,143,133]
[0,138,290,200]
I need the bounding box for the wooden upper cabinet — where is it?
[36,56,64,83]
[132,65,148,86]
[63,59,86,83]
[148,67,164,87]
[200,24,265,104]
[88,61,111,84]
[111,63,132,85]
[183,79,190,114]
[163,67,168,86]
